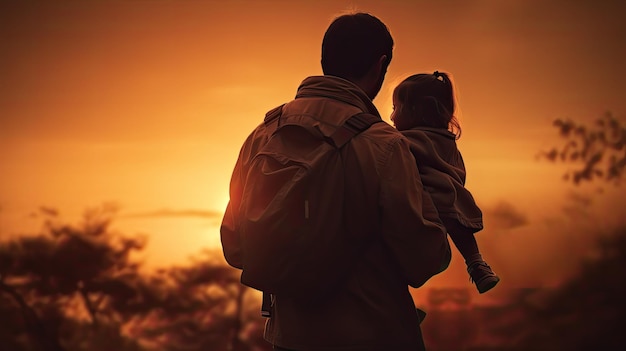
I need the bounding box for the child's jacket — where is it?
[401,127,484,233]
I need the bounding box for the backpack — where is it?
[237,104,381,301]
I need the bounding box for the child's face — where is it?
[390,95,413,131]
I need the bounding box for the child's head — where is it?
[391,71,461,138]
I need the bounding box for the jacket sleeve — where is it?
[379,137,451,288]
[220,124,270,269]
[220,153,244,269]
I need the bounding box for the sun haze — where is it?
[1,0,625,283]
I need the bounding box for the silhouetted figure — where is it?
[221,13,451,351]
[391,71,500,294]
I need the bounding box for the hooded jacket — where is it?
[400,127,483,232]
[221,76,451,351]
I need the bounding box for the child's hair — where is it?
[393,71,461,138]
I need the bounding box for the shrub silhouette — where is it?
[473,111,626,350]
[472,226,626,351]
[440,112,626,351]
[0,206,269,351]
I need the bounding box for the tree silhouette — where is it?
[539,111,626,185]
[0,206,147,350]
[0,206,271,351]
[479,111,626,350]
[125,254,262,351]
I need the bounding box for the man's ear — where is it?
[364,54,389,99]
[356,54,390,100]
[375,55,388,76]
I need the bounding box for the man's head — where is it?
[321,13,394,100]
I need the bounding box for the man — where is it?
[221,12,451,351]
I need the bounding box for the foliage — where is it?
[478,226,626,351]
[468,111,626,350]
[540,111,626,185]
[0,206,270,351]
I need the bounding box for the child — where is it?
[391,71,500,293]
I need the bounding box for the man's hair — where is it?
[321,13,393,81]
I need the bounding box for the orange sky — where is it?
[1,0,625,290]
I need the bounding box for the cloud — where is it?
[485,201,529,230]
[122,209,223,220]
[561,191,594,219]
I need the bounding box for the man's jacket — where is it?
[221,75,451,351]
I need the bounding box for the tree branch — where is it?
[79,286,100,328]
[0,280,66,351]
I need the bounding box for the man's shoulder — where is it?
[360,120,406,145]
[353,122,414,165]
[237,120,272,163]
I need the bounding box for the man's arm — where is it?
[220,124,269,269]
[220,157,244,269]
[379,137,451,287]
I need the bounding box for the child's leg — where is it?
[448,230,483,266]
[445,220,500,294]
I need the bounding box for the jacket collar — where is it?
[405,126,457,140]
[295,75,382,118]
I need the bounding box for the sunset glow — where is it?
[1,0,625,292]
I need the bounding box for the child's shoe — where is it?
[467,260,500,294]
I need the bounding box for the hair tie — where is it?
[433,71,446,83]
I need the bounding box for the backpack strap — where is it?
[260,104,283,318]
[261,292,272,318]
[264,105,380,147]
[328,112,382,148]
[264,104,284,126]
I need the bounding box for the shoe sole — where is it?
[477,276,500,294]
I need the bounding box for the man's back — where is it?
[221,76,451,350]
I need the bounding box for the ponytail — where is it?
[433,71,450,86]
[434,71,461,139]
